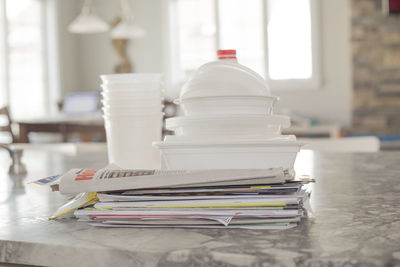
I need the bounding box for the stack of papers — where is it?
[37,167,313,229]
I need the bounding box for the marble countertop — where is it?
[0,147,399,267]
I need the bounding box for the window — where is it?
[174,0,217,84]
[218,0,265,77]
[0,0,58,119]
[169,0,321,91]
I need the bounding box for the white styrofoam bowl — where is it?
[177,96,278,116]
[153,140,303,170]
[165,114,290,138]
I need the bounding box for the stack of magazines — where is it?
[37,167,313,229]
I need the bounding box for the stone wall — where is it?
[351,0,400,134]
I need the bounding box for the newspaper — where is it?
[52,168,290,195]
[31,166,314,228]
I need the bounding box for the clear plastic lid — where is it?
[179,50,271,100]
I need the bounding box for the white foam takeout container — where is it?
[177,96,278,116]
[153,140,303,170]
[165,114,291,138]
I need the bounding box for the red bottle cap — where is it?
[217,49,237,60]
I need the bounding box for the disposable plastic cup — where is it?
[103,110,164,119]
[101,97,163,106]
[103,114,163,169]
[103,111,164,118]
[102,100,163,109]
[101,97,164,105]
[102,99,163,109]
[101,99,163,109]
[102,107,163,117]
[103,112,163,121]
[102,90,163,100]
[100,73,162,85]
[101,89,162,95]
[101,83,163,92]
[101,91,163,99]
[101,88,163,98]
[101,87,162,94]
[101,95,163,106]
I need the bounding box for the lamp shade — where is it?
[68,12,109,34]
[110,17,146,39]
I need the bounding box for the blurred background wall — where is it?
[57,0,353,126]
[57,0,165,95]
[1,0,399,146]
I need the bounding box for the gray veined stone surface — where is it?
[0,149,400,267]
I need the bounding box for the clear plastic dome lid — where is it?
[179,50,271,100]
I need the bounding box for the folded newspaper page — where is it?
[53,168,291,195]
[30,166,314,228]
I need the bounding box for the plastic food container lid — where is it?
[161,134,297,143]
[153,139,304,148]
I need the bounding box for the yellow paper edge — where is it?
[49,192,98,220]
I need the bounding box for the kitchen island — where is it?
[0,146,399,267]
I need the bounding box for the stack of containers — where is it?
[100,73,163,169]
[154,50,303,170]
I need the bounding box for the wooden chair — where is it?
[0,106,16,143]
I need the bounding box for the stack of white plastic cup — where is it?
[100,73,163,169]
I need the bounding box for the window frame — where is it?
[0,0,9,106]
[0,0,60,116]
[263,0,322,91]
[43,0,61,114]
[166,0,322,94]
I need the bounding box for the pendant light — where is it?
[68,0,109,34]
[110,0,146,39]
